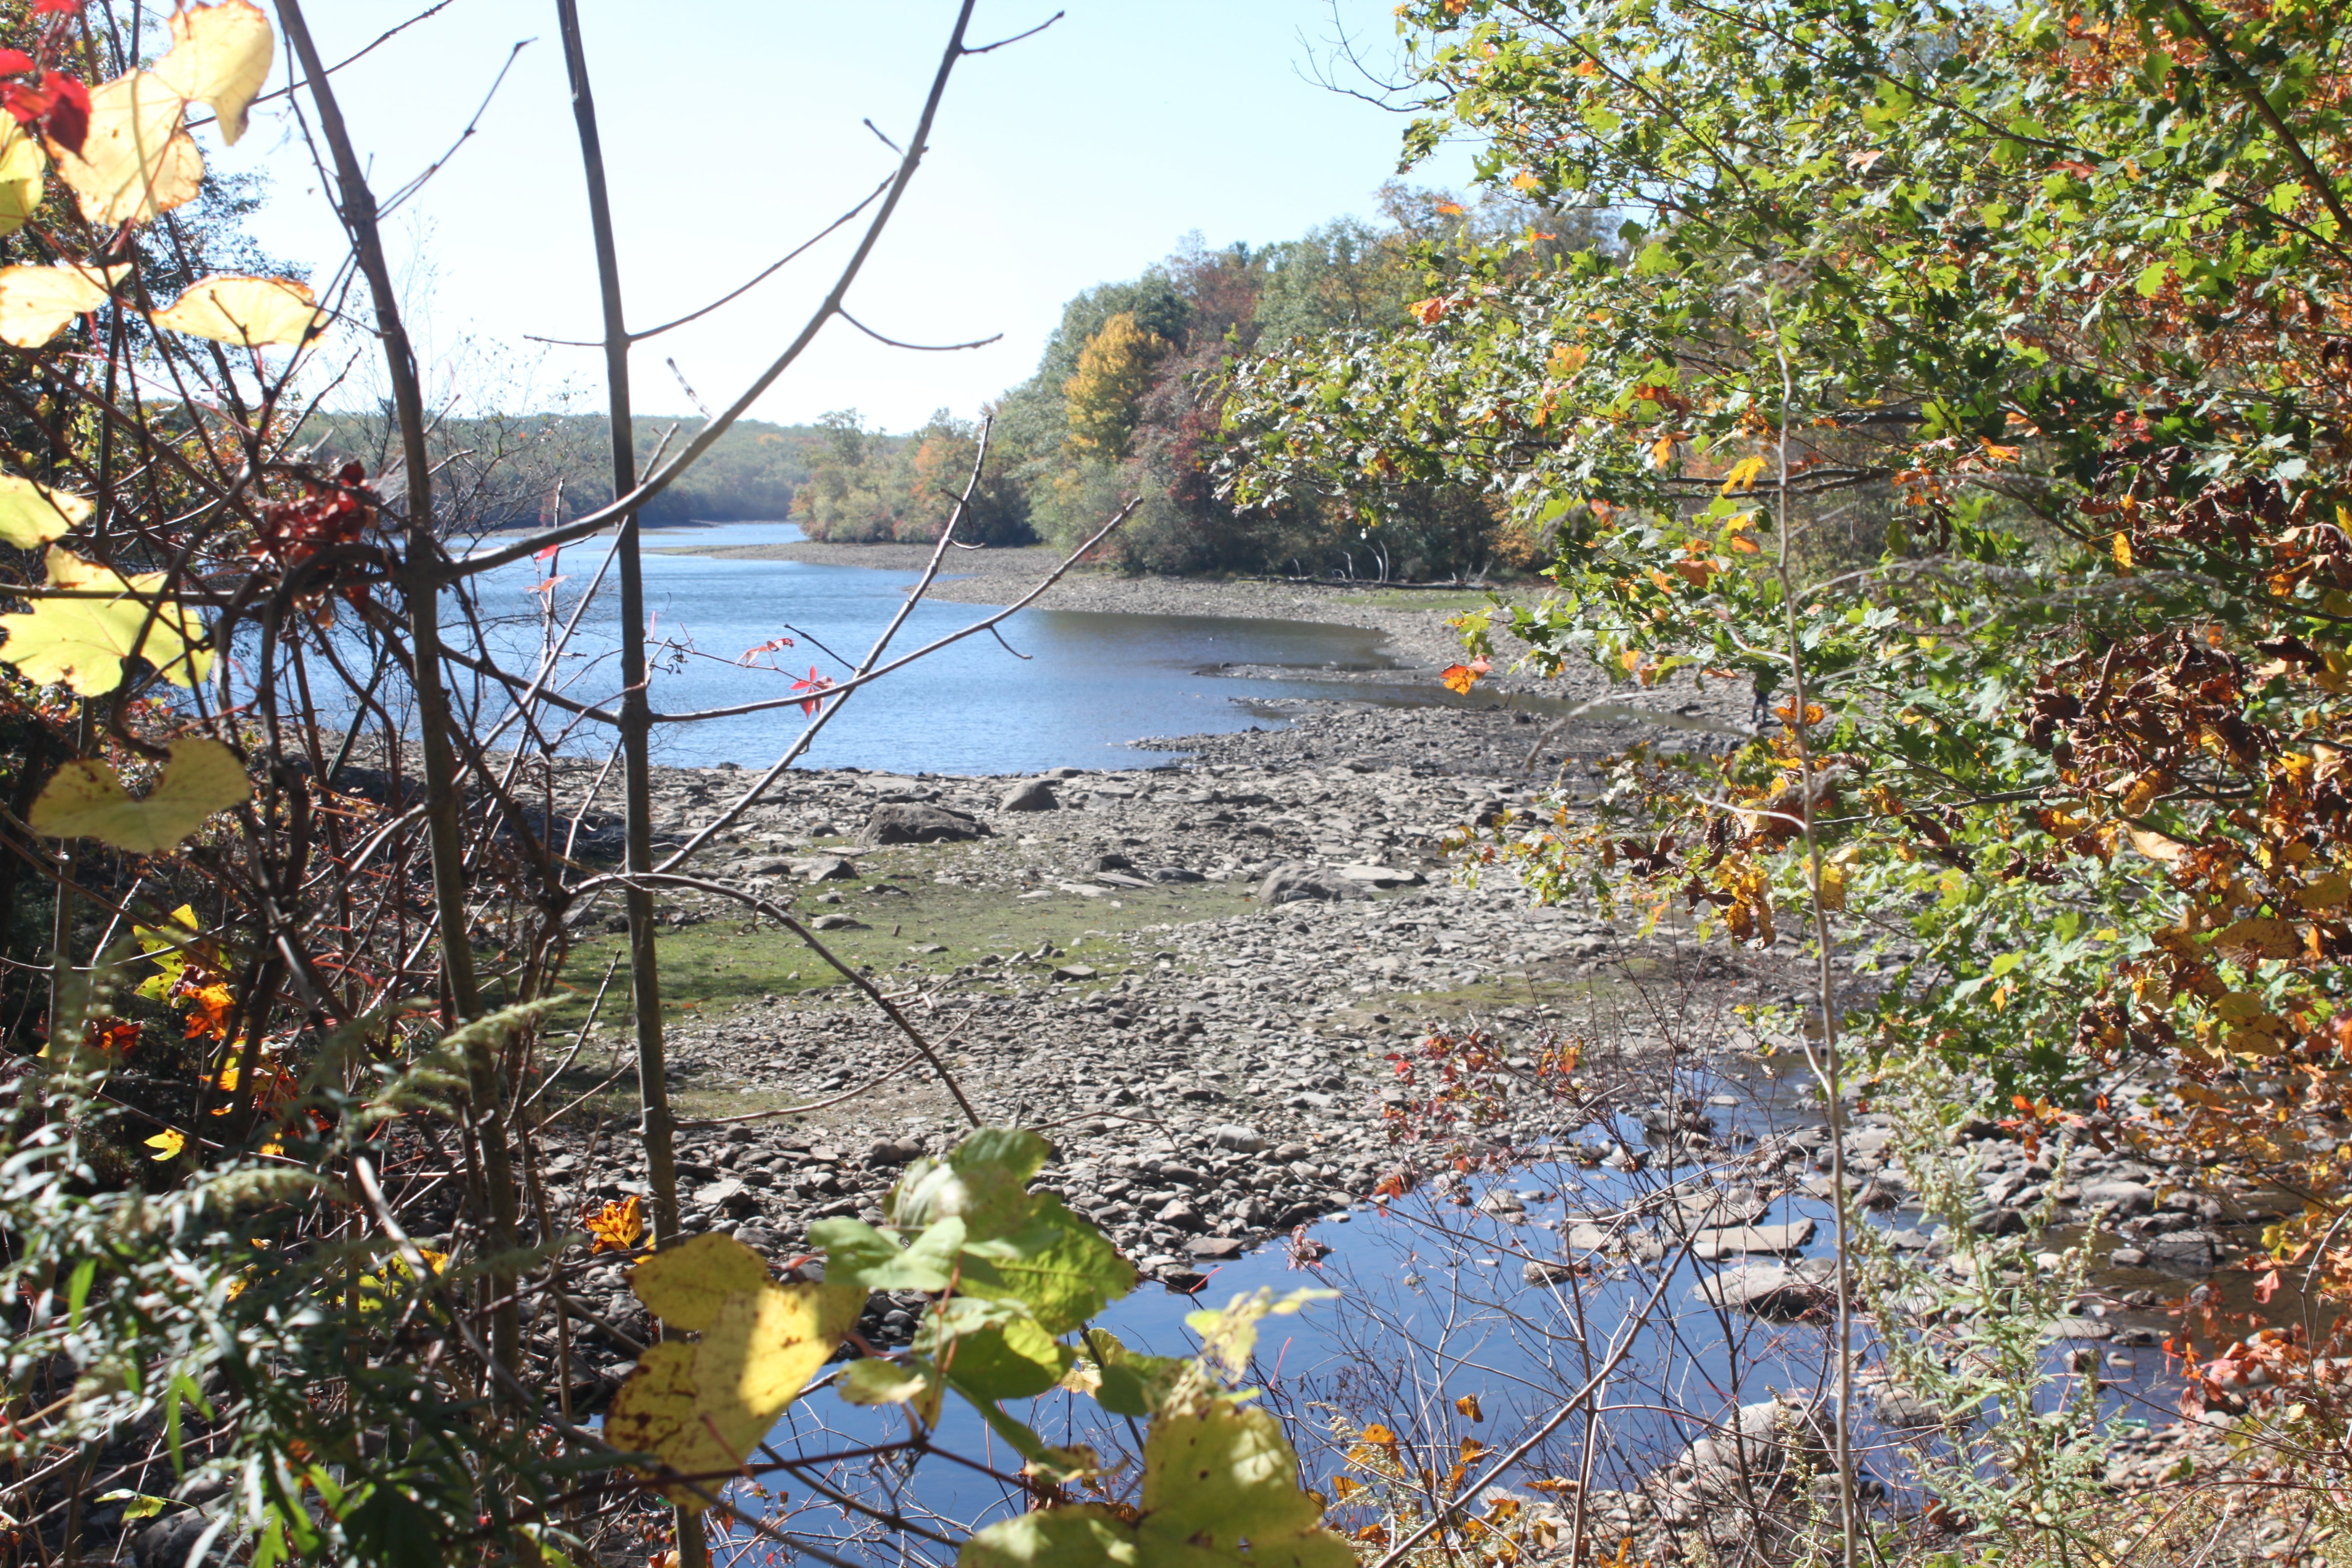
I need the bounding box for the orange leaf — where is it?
[1441,664,1481,695]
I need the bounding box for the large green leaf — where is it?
[959,1199,1135,1334]
[810,1214,965,1293]
[891,1128,1051,1241]
[925,1299,1073,1403]
[959,1402,1351,1568]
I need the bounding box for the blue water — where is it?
[454,522,1411,774]
[713,1076,2181,1560]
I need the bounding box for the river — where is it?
[462,522,1437,774]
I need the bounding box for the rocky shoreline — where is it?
[448,543,2295,1559]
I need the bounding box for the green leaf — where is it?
[839,1356,943,1427]
[1083,1329,1188,1419]
[930,1302,1073,1404]
[959,1402,1351,1568]
[343,1484,442,1568]
[1184,1288,1337,1380]
[959,1199,1135,1333]
[811,1214,965,1292]
[891,1128,1052,1240]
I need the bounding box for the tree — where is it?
[1063,311,1172,461]
[1227,0,2352,1541]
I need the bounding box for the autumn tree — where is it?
[1062,310,1171,461]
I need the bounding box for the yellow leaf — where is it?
[51,71,203,228]
[1720,454,1768,494]
[0,121,46,237]
[0,476,90,549]
[2129,827,2185,864]
[0,263,128,348]
[605,1342,739,1512]
[2215,917,2300,961]
[1511,171,1541,192]
[2112,532,2134,570]
[2297,873,2350,912]
[1650,433,1677,469]
[145,1128,185,1160]
[0,546,212,692]
[692,1280,863,1459]
[1455,1393,1484,1422]
[152,1,274,146]
[2118,770,2165,816]
[630,1231,774,1332]
[584,1195,644,1255]
[1816,861,1847,911]
[28,738,249,853]
[150,275,328,348]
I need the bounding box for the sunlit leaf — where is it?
[144,1127,184,1160]
[0,546,211,692]
[0,262,127,348]
[0,474,90,548]
[152,0,272,145]
[628,1231,773,1332]
[838,1356,944,1426]
[49,70,201,227]
[1184,1288,1337,1381]
[150,274,328,347]
[960,1402,1353,1568]
[0,119,47,235]
[1719,454,1767,494]
[692,1280,862,1456]
[583,1195,643,1255]
[29,738,249,852]
[603,1342,737,1511]
[957,1197,1135,1334]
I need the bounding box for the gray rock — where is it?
[2082,1179,2156,1217]
[1211,1124,1269,1153]
[866,1138,924,1168]
[1258,863,1346,904]
[1053,963,1097,981]
[2144,1228,2221,1271]
[1187,1236,1247,1260]
[810,913,867,931]
[1337,864,1426,888]
[865,803,990,844]
[1000,778,1059,812]
[2108,1246,2149,1267]
[1148,866,1206,882]
[1693,1220,1815,1259]
[1157,1200,1208,1233]
[1523,1258,1578,1286]
[1691,1262,1837,1319]
[2043,1316,2114,1341]
[793,854,858,882]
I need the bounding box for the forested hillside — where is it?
[797,186,1614,576]
[300,410,823,530]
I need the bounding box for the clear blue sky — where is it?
[215,1,1476,432]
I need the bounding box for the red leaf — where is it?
[2254,1268,2282,1304]
[2,79,49,125]
[41,73,86,155]
[32,0,83,14]
[533,542,561,564]
[0,50,37,77]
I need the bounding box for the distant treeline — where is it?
[794,183,1613,578]
[298,410,825,532]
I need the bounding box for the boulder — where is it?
[2144,1228,2221,1271]
[1000,778,1059,812]
[1258,863,1347,904]
[793,854,858,882]
[810,913,866,931]
[864,803,990,844]
[1187,1236,1248,1260]
[1691,1262,1837,1320]
[1692,1220,1816,1259]
[1156,1200,1209,1233]
[1211,1124,1269,1153]
[2081,1179,2156,1217]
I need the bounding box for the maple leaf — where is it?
[181,979,234,1040]
[790,666,834,716]
[585,1194,644,1255]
